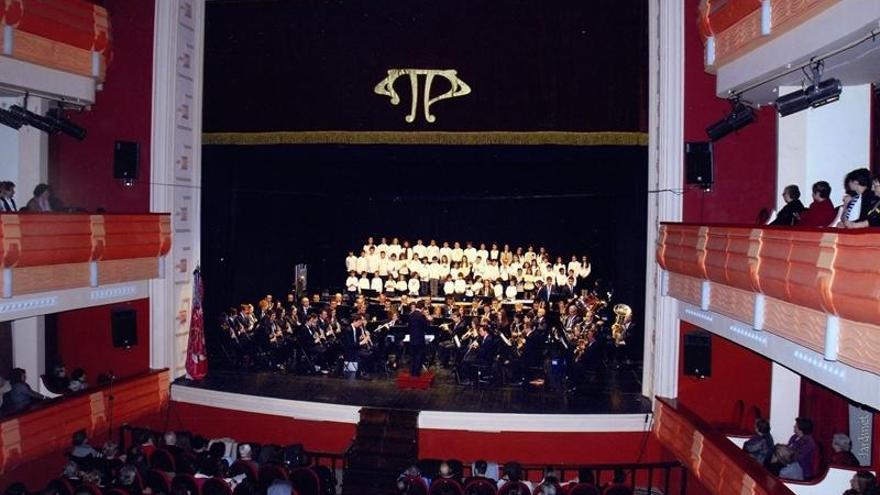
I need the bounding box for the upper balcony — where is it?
[657,223,880,409]
[0,213,171,321]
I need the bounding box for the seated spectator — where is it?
[831,433,861,467]
[849,471,877,495]
[841,175,880,229]
[163,431,183,456]
[839,168,878,228]
[113,465,142,495]
[125,445,150,477]
[0,181,18,212]
[464,459,495,485]
[267,480,293,495]
[46,363,70,392]
[62,460,82,481]
[497,462,532,492]
[7,368,46,411]
[564,467,595,487]
[133,429,156,458]
[769,444,804,481]
[71,429,101,459]
[237,443,258,468]
[25,183,54,213]
[770,185,806,226]
[787,417,818,478]
[798,181,837,227]
[397,465,429,492]
[743,418,774,466]
[68,368,87,393]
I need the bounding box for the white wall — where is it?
[777,84,872,210]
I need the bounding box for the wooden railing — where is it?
[654,397,795,495]
[0,213,171,296]
[0,369,170,475]
[658,223,880,376]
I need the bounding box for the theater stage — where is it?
[171,365,653,432]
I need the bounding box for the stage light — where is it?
[8,105,58,133]
[45,108,87,141]
[705,99,755,141]
[775,60,842,117]
[0,107,25,130]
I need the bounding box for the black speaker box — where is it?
[111,308,138,348]
[683,331,711,377]
[685,141,713,186]
[113,141,139,181]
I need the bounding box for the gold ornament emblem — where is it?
[374,69,472,123]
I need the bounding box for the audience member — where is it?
[0,374,10,410]
[71,429,101,459]
[768,444,803,481]
[798,181,837,227]
[497,462,533,492]
[46,363,70,392]
[849,471,877,495]
[7,368,46,411]
[0,181,17,212]
[68,368,87,392]
[743,418,774,466]
[464,459,495,485]
[787,417,818,478]
[841,174,880,228]
[839,168,877,228]
[25,183,53,213]
[770,185,806,226]
[831,433,861,467]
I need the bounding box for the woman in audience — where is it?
[6,368,45,412]
[770,185,806,226]
[68,368,87,392]
[799,181,837,227]
[848,471,877,495]
[831,433,861,466]
[787,417,818,478]
[743,418,774,466]
[768,444,803,481]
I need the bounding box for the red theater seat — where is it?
[145,469,172,495]
[201,478,233,495]
[498,481,531,495]
[258,464,289,491]
[568,484,600,495]
[429,478,464,495]
[172,473,201,495]
[463,478,497,495]
[230,460,259,482]
[401,475,429,495]
[601,484,632,495]
[288,467,320,495]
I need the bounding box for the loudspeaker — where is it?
[685,141,713,186]
[111,308,137,349]
[683,331,711,377]
[113,141,139,181]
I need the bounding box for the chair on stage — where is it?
[463,478,497,495]
[567,483,600,495]
[497,481,531,495]
[429,478,464,495]
[289,466,321,495]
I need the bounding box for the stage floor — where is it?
[176,364,651,415]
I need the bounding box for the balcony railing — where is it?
[658,223,880,377]
[0,369,170,475]
[0,213,171,297]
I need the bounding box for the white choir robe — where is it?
[370,277,384,293]
[345,255,358,272]
[384,279,397,293]
[387,244,401,257]
[454,279,467,294]
[356,257,368,274]
[443,281,456,295]
[493,283,504,299]
[408,278,421,296]
[568,261,581,273]
[366,255,379,273]
[471,281,482,294]
[378,259,390,277]
[499,266,511,281]
[464,248,477,262]
[440,247,452,259]
[413,245,427,259]
[505,284,518,300]
[362,244,374,255]
[489,249,499,261]
[579,264,591,280]
[396,280,408,292]
[484,265,500,281]
[556,273,568,286]
[450,248,464,262]
[427,246,440,260]
[346,276,359,292]
[477,249,489,262]
[358,277,371,291]
[429,263,445,280]
[377,243,388,255]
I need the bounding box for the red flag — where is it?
[185,268,207,380]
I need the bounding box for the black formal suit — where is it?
[407,310,429,376]
[561,284,576,299]
[341,323,374,374]
[770,199,806,226]
[536,284,555,305]
[297,305,310,325]
[857,190,879,222]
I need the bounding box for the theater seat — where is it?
[429,478,464,495]
[75,482,101,495]
[202,477,233,495]
[259,464,289,491]
[401,475,429,495]
[498,481,530,495]
[288,467,320,495]
[463,478,497,495]
[532,482,562,495]
[145,469,172,495]
[48,479,74,495]
[230,460,259,482]
[567,484,600,495]
[171,473,201,495]
[601,484,632,495]
[149,448,177,473]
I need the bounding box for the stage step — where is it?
[342,407,420,495]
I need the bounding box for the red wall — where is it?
[48,0,154,213]
[55,299,150,382]
[159,402,357,454]
[677,323,771,430]
[682,0,777,224]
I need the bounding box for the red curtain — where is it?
[800,378,850,464]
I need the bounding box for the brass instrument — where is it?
[359,328,374,348]
[611,303,632,347]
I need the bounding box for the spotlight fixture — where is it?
[45,108,87,141]
[7,105,58,133]
[0,107,25,130]
[705,98,755,141]
[775,61,842,117]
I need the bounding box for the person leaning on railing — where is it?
[840,174,880,229]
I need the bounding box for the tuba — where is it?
[611,303,632,347]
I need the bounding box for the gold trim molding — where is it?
[202,131,649,147]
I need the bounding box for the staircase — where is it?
[342,407,420,495]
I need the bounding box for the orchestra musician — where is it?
[457,323,498,385]
[407,300,430,376]
[342,314,375,379]
[297,312,327,373]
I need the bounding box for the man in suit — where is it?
[569,328,603,394]
[535,277,555,306]
[407,301,429,376]
[0,182,17,212]
[341,314,374,378]
[297,312,326,373]
[561,276,577,300]
[459,324,497,384]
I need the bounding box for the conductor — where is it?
[408,300,429,376]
